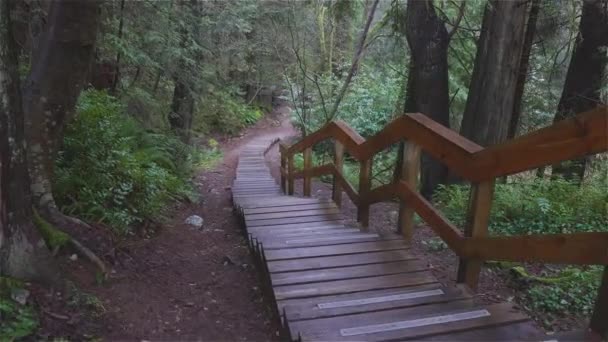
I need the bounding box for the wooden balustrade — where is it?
[278,106,608,337]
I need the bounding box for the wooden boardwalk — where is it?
[232,138,544,341]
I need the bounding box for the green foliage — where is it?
[194,139,224,171]
[434,177,607,236]
[54,90,195,235]
[526,266,603,318]
[434,175,607,317]
[0,278,38,341]
[0,299,38,341]
[422,237,447,252]
[196,90,263,135]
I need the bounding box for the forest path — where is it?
[87,104,296,341]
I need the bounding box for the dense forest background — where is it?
[0,0,606,339]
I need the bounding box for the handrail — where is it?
[278,105,608,337]
[284,106,606,181]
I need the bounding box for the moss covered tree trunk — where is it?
[551,0,608,182]
[0,0,55,281]
[22,0,100,226]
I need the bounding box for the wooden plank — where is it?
[264,239,408,261]
[244,202,337,215]
[247,224,348,236]
[279,285,468,322]
[288,154,295,195]
[271,260,428,286]
[260,233,392,249]
[246,214,344,227]
[246,208,342,221]
[237,197,328,209]
[457,180,494,290]
[274,271,437,300]
[290,302,529,341]
[252,228,360,240]
[267,249,417,273]
[399,142,421,242]
[461,232,608,265]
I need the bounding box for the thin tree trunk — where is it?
[459,0,531,147]
[111,0,126,94]
[0,0,56,281]
[403,0,450,200]
[507,0,541,140]
[22,0,100,226]
[327,0,380,120]
[551,0,608,182]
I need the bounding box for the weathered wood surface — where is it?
[231,137,544,341]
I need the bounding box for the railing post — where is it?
[303,147,312,196]
[280,150,287,193]
[287,154,295,195]
[398,142,421,242]
[332,141,344,207]
[457,180,495,290]
[590,266,608,339]
[357,157,372,230]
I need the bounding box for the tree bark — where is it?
[404,0,450,200]
[0,0,55,281]
[168,0,199,144]
[22,0,100,225]
[507,0,541,140]
[459,0,531,147]
[551,0,608,182]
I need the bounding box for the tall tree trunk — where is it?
[404,0,450,200]
[0,0,55,281]
[551,0,608,182]
[507,0,541,139]
[331,0,354,77]
[459,0,531,147]
[111,0,126,94]
[168,0,198,144]
[169,80,194,143]
[22,0,100,226]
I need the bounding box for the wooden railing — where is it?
[278,106,608,337]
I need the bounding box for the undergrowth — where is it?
[0,278,38,341]
[434,175,607,321]
[54,90,197,235]
[196,89,263,135]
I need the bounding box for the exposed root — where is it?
[69,237,108,276]
[33,208,108,278]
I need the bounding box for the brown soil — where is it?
[31,103,295,341]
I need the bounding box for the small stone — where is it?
[252,286,259,291]
[389,210,398,223]
[184,215,204,229]
[241,263,249,270]
[185,302,195,307]
[222,256,234,265]
[69,254,78,261]
[203,307,209,311]
[11,289,30,305]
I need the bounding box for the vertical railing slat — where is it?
[357,157,372,230]
[287,154,295,195]
[456,180,495,290]
[303,148,312,196]
[332,140,344,207]
[398,142,421,242]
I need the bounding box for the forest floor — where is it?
[30,102,581,341]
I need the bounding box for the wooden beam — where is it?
[332,140,344,207]
[457,180,495,290]
[357,158,372,230]
[280,153,287,193]
[331,164,360,206]
[398,143,421,242]
[303,147,312,196]
[590,266,608,339]
[287,154,295,195]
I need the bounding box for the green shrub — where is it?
[54,90,195,235]
[434,176,607,317]
[196,90,263,134]
[0,278,38,341]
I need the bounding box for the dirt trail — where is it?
[75,104,297,340]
